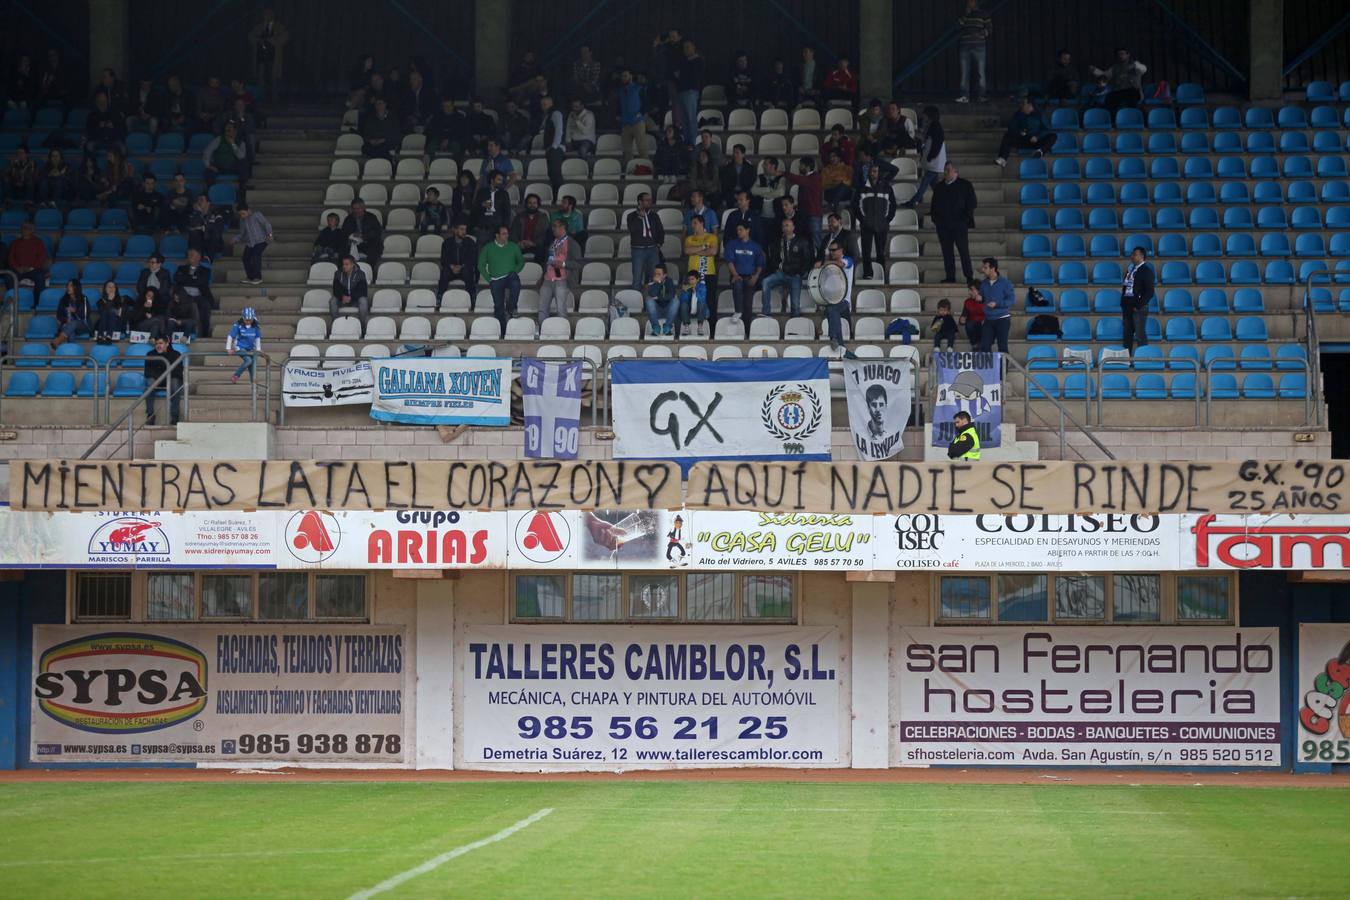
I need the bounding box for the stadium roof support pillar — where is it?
[1249,0,1283,101]
[850,582,890,768]
[88,0,130,88]
[859,0,894,103]
[476,0,513,95]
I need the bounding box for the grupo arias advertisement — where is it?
[462,626,841,768]
[31,625,406,763]
[897,627,1281,767]
[1297,624,1350,764]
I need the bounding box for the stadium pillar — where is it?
[476,0,514,95]
[1248,0,1284,101]
[415,580,455,769]
[849,583,890,768]
[858,0,894,102]
[87,0,131,87]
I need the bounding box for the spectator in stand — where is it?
[627,192,664,289]
[39,50,70,107]
[128,287,168,338]
[437,218,479,294]
[6,55,36,109]
[538,94,566,193]
[761,216,813,316]
[102,148,134,205]
[449,171,477,222]
[401,69,436,132]
[752,157,787,239]
[164,173,194,232]
[724,222,765,324]
[479,139,516,184]
[94,68,130,115]
[719,144,756,209]
[126,79,159,135]
[674,40,704,145]
[330,254,371,327]
[823,125,856,167]
[538,217,582,322]
[94,280,129,342]
[233,203,273,285]
[203,122,248,184]
[75,156,105,206]
[84,92,125,156]
[222,96,260,162]
[130,174,165,234]
[978,257,1013,352]
[785,156,825,249]
[465,98,496,153]
[684,189,718,235]
[51,279,92,348]
[157,75,194,132]
[858,99,886,142]
[9,222,49,293]
[167,288,199,339]
[1046,50,1080,102]
[646,32,674,127]
[678,269,709,336]
[227,307,263,383]
[566,98,597,160]
[821,150,854,212]
[796,47,821,106]
[956,0,992,103]
[881,102,916,150]
[853,164,896,278]
[188,194,226,260]
[511,193,551,265]
[1091,48,1147,113]
[550,194,585,244]
[508,51,542,100]
[959,280,984,349]
[929,299,958,350]
[763,59,795,108]
[143,336,183,425]
[4,147,36,205]
[643,263,679,336]
[571,46,603,105]
[37,149,73,209]
[137,253,173,300]
[342,199,384,268]
[930,162,977,283]
[694,130,723,167]
[905,106,947,208]
[248,8,288,94]
[819,211,858,264]
[684,215,719,322]
[995,97,1056,167]
[313,212,346,262]
[723,190,762,245]
[478,225,525,332]
[196,76,227,132]
[688,148,720,203]
[823,57,858,103]
[1121,246,1155,355]
[777,195,808,239]
[728,52,756,109]
[497,99,533,154]
[360,97,402,160]
[425,98,466,157]
[176,248,215,337]
[416,186,450,235]
[816,239,855,351]
[615,70,647,169]
[654,125,689,181]
[366,70,390,109]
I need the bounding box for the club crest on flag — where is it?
[761,383,824,455]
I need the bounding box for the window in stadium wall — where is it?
[70,572,369,623]
[512,573,797,624]
[934,573,1233,625]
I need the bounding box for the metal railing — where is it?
[81,354,190,460]
[176,350,275,425]
[1301,263,1326,427]
[0,269,19,349]
[1094,356,1201,427]
[1005,353,1117,461]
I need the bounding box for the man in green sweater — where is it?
[477,225,526,334]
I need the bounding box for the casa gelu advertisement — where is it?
[30,625,407,763]
[692,512,874,569]
[1296,624,1350,764]
[897,627,1282,768]
[461,626,842,769]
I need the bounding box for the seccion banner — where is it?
[30,625,407,763]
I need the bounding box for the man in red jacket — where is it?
[823,57,858,103]
[8,222,49,294]
[785,156,824,251]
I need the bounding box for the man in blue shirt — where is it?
[724,222,766,325]
[722,190,763,245]
[683,189,718,235]
[978,256,1014,353]
[615,69,646,170]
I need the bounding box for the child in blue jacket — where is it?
[227,307,263,383]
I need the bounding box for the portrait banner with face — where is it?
[931,351,1002,448]
[843,358,913,461]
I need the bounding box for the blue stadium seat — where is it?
[148,158,177,180]
[1251,156,1280,178]
[1307,81,1336,103]
[1195,261,1227,284]
[1191,234,1221,257]
[66,208,96,230]
[1087,208,1118,230]
[1247,132,1276,154]
[1169,345,1200,370]
[1089,235,1119,258]
[1225,234,1256,257]
[1331,234,1350,257]
[1134,346,1165,370]
[1020,184,1049,205]
[1053,183,1083,205]
[1153,183,1183,205]
[1288,181,1318,203]
[1242,374,1275,399]
[126,132,153,155]
[1055,235,1085,257]
[154,133,185,155]
[188,133,214,154]
[1276,345,1308,370]
[1114,133,1143,154]
[1091,262,1121,284]
[208,184,237,206]
[1279,132,1310,154]
[4,372,40,398]
[1020,158,1048,179]
[1146,108,1176,130]
[1308,288,1335,312]
[1200,318,1232,341]
[1134,373,1167,399]
[1223,207,1253,230]
[119,344,151,368]
[1264,261,1295,284]
[1182,157,1214,180]
[1084,158,1114,180]
[1163,290,1193,313]
[1318,155,1348,178]
[1314,131,1342,153]
[1083,108,1110,130]
[1092,290,1119,313]
[1176,83,1206,106]
[1187,208,1219,230]
[52,343,88,367]
[1028,374,1060,398]
[1235,317,1268,342]
[115,262,141,285]
[112,373,147,397]
[1260,233,1291,257]
[1051,132,1079,154]
[1279,373,1308,398]
[1296,233,1327,257]
[1121,208,1152,230]
[1054,209,1084,231]
[124,234,155,258]
[1117,158,1146,180]
[1115,108,1144,130]
[1057,262,1088,284]
[1196,290,1228,313]
[1256,206,1288,228]
[1102,373,1133,399]
[1023,235,1052,257]
[25,316,58,341]
[1123,233,1153,255]
[1161,262,1191,285]
[1020,209,1050,230]
[1277,105,1307,129]
[1245,107,1275,129]
[1149,157,1179,179]
[1058,289,1089,313]
[89,235,121,257]
[89,344,119,369]
[1311,106,1339,128]
[1329,206,1350,227]
[1147,132,1177,154]
[41,371,76,398]
[1179,132,1210,156]
[1212,107,1241,129]
[1179,106,1209,130]
[1024,261,1053,284]
[1026,346,1057,369]
[1063,374,1096,399]
[82,261,113,283]
[1291,206,1323,230]
[1219,182,1250,205]
[1157,234,1188,257]
[98,209,129,231]
[15,344,50,368]
[1210,373,1239,399]
[1081,132,1111,155]
[1228,261,1259,284]
[1025,289,1056,311]
[1060,317,1091,340]
[1204,346,1236,370]
[1171,373,1201,398]
[1119,183,1149,206]
[1284,156,1313,178]
[1239,346,1272,370]
[1084,183,1114,205]
[160,235,189,259]
[1216,157,1247,179]
[1165,318,1197,341]
[1050,108,1080,130]
[1052,158,1082,180]
[56,234,88,258]
[1186,182,1217,205]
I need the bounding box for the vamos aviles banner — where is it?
[30,625,407,763]
[897,626,1282,767]
[1296,624,1350,764]
[461,625,841,769]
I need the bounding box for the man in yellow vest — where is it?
[946,411,981,460]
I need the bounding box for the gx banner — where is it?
[370,356,511,425]
[30,625,407,763]
[611,359,831,469]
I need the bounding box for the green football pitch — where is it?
[1,780,1347,898]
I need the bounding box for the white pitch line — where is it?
[346,807,554,900]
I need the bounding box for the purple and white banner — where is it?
[522,358,582,459]
[897,626,1282,767]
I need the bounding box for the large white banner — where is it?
[843,358,913,461]
[282,361,374,407]
[462,625,841,768]
[692,511,874,570]
[1297,624,1350,764]
[897,626,1282,767]
[370,357,512,425]
[31,625,407,763]
[611,359,832,466]
[0,509,278,569]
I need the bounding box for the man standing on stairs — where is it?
[929,162,977,284]
[233,203,273,285]
[478,225,525,334]
[1121,246,1155,355]
[955,0,992,104]
[538,95,566,194]
[176,248,215,338]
